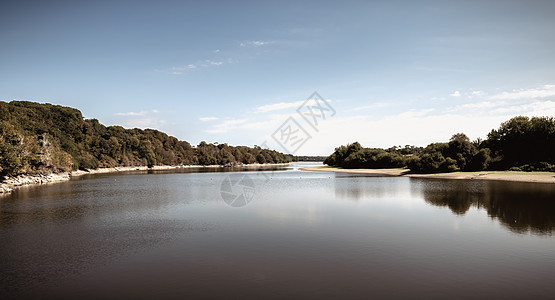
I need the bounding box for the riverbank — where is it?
[0,173,71,193]
[0,163,291,194]
[71,163,290,177]
[300,166,555,183]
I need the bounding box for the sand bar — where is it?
[300,166,555,183]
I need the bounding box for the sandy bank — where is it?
[300,166,555,183]
[1,163,290,194]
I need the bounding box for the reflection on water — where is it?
[334,173,410,200]
[415,179,555,235]
[1,164,554,299]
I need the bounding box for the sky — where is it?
[1,0,555,155]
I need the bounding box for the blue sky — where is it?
[2,0,555,155]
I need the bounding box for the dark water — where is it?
[1,163,554,299]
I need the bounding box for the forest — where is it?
[0,101,290,178]
[324,116,555,173]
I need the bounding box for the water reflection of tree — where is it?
[416,179,555,235]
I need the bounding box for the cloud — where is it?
[431,97,446,101]
[253,98,334,113]
[240,40,273,47]
[122,118,167,129]
[447,84,555,114]
[169,65,195,75]
[450,91,461,97]
[115,111,146,116]
[205,60,223,66]
[199,117,219,122]
[203,112,293,135]
[455,101,497,110]
[205,118,250,133]
[163,60,223,75]
[254,100,306,113]
[115,110,165,129]
[351,102,389,111]
[115,109,159,116]
[491,100,555,115]
[488,84,555,100]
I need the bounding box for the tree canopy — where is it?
[0,101,290,178]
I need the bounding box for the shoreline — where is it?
[300,166,555,184]
[70,163,290,177]
[0,163,291,194]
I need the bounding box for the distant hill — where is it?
[0,101,290,178]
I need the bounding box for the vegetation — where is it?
[325,116,555,173]
[0,101,290,178]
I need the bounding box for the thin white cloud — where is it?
[254,100,306,113]
[489,84,555,100]
[116,111,146,116]
[351,102,389,111]
[492,100,555,115]
[396,108,435,118]
[115,109,159,116]
[240,40,273,47]
[123,118,167,129]
[431,97,446,101]
[254,98,333,113]
[450,91,461,97]
[455,101,497,110]
[199,117,219,122]
[115,110,165,130]
[203,113,292,134]
[205,118,250,133]
[164,60,223,75]
[205,60,223,66]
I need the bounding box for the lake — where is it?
[1,162,554,299]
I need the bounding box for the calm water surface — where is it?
[1,163,554,299]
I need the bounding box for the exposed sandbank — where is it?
[300,166,555,183]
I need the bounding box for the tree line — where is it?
[324,116,555,173]
[0,101,290,178]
